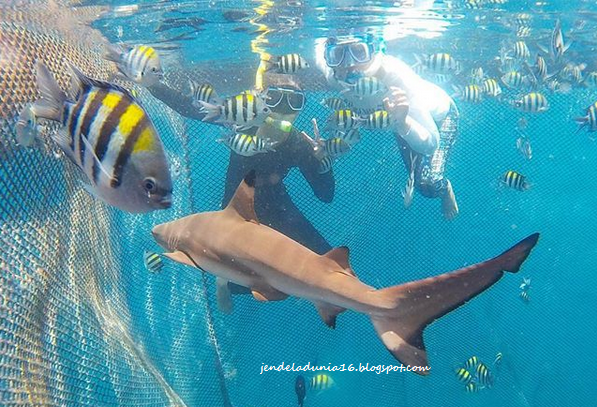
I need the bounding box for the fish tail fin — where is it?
[260,52,277,72]
[31,62,67,122]
[198,101,223,122]
[371,234,539,375]
[104,43,123,63]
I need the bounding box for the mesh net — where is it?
[0,1,589,407]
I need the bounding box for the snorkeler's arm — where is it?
[146,82,207,121]
[396,111,440,155]
[296,131,335,203]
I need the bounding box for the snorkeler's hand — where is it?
[383,87,409,131]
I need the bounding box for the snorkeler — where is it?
[315,33,460,220]
[145,71,335,311]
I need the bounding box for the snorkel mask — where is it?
[324,34,384,68]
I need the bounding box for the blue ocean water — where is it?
[3,0,597,406]
[95,1,597,406]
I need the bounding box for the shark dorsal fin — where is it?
[324,247,356,277]
[225,170,259,224]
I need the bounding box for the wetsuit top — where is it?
[314,41,453,155]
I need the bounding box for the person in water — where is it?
[315,33,460,220]
[146,71,335,311]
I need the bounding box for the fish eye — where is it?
[143,177,156,192]
[151,67,157,72]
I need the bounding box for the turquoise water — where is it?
[95,1,597,405]
[2,0,597,406]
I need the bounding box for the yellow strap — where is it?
[250,0,275,91]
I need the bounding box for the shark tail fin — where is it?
[371,233,539,375]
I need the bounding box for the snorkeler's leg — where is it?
[413,102,460,220]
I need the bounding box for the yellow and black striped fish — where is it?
[365,110,391,129]
[520,290,530,303]
[419,53,461,74]
[190,81,218,106]
[513,92,549,113]
[503,170,530,191]
[200,92,270,128]
[104,44,163,87]
[31,62,172,213]
[455,367,473,384]
[326,109,362,131]
[454,85,483,103]
[318,155,334,174]
[217,133,274,157]
[143,250,163,273]
[308,374,334,391]
[465,356,479,370]
[465,382,479,393]
[535,55,548,80]
[336,128,361,145]
[321,97,350,111]
[575,101,597,133]
[341,76,387,98]
[514,40,530,60]
[325,137,351,158]
[561,63,584,83]
[482,79,502,98]
[475,363,493,387]
[264,53,309,74]
[501,71,525,89]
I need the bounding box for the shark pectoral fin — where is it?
[224,170,260,224]
[162,251,196,268]
[324,247,357,278]
[315,302,346,329]
[216,278,234,314]
[251,286,288,302]
[370,233,539,375]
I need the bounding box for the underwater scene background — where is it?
[1,0,596,406]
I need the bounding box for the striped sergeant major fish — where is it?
[199,92,271,128]
[318,154,334,174]
[31,62,172,213]
[482,78,502,98]
[464,356,479,370]
[560,62,585,84]
[262,53,309,74]
[512,92,549,113]
[503,170,530,191]
[470,67,484,84]
[501,71,526,89]
[308,374,335,392]
[465,382,480,393]
[513,40,530,60]
[415,53,461,75]
[520,290,530,303]
[321,97,350,111]
[104,44,163,87]
[365,110,392,129]
[455,367,473,384]
[475,363,493,388]
[335,128,361,146]
[325,137,351,158]
[339,76,388,99]
[574,101,597,133]
[217,133,275,157]
[189,81,218,107]
[452,84,483,103]
[583,72,597,88]
[143,250,163,273]
[538,19,572,62]
[325,109,363,131]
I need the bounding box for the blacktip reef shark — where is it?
[152,170,539,375]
